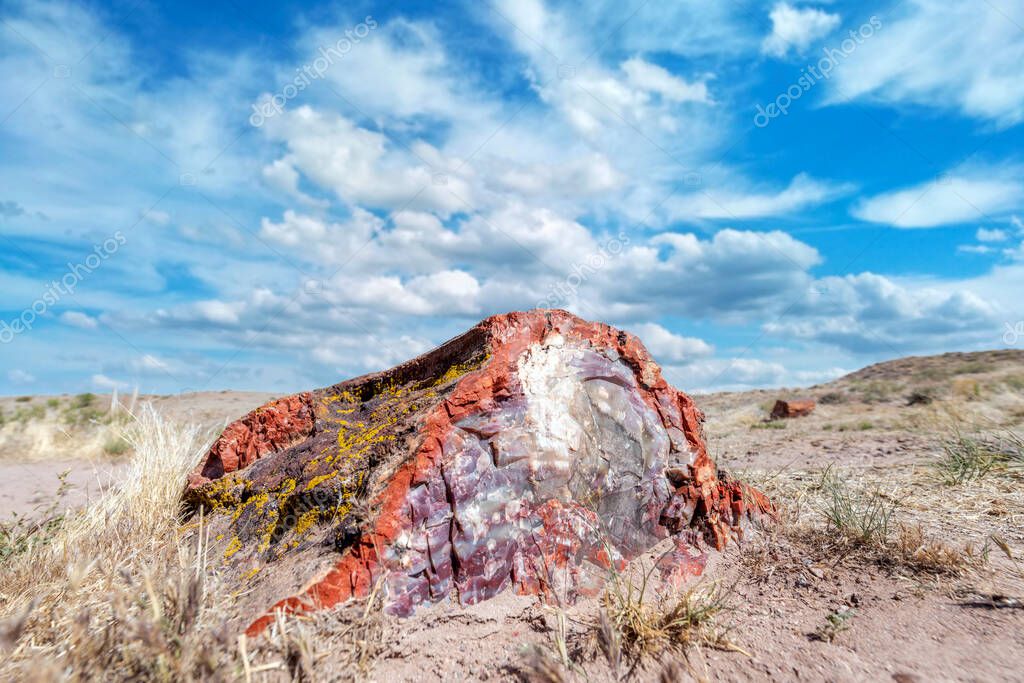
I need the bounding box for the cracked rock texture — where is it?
[184,310,772,635]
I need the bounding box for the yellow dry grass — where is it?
[0,405,387,683]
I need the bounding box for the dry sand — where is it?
[0,458,127,519]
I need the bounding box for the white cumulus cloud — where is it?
[627,323,714,363]
[762,2,840,57]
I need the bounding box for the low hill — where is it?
[817,348,1024,406]
[834,348,1024,384]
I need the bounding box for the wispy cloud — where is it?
[825,0,1024,127]
[853,165,1023,228]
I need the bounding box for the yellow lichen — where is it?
[194,474,244,511]
[305,471,338,491]
[431,359,481,386]
[223,536,242,560]
[293,508,319,536]
[255,508,279,553]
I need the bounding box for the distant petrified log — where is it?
[770,399,816,420]
[185,310,773,636]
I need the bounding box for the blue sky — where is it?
[2,0,1023,395]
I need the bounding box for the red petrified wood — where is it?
[184,310,773,636]
[189,394,315,486]
[770,399,816,419]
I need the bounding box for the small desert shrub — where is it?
[73,392,96,409]
[103,435,132,456]
[46,398,60,409]
[0,472,70,562]
[859,381,895,404]
[752,420,787,430]
[818,391,845,405]
[906,390,934,406]
[15,396,31,403]
[951,378,981,400]
[957,361,992,375]
[0,514,65,563]
[63,403,107,426]
[811,608,855,643]
[12,404,46,422]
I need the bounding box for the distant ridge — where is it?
[833,349,1024,385]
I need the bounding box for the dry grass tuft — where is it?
[990,535,1024,586]
[598,563,734,676]
[742,463,983,582]
[520,643,570,683]
[0,404,388,682]
[517,605,585,682]
[239,589,389,682]
[0,405,230,681]
[891,524,979,577]
[936,425,1004,485]
[930,410,1023,486]
[515,554,738,681]
[816,465,897,545]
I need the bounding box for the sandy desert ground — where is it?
[0,390,274,514]
[1,350,1022,681]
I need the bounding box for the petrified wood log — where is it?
[770,399,816,419]
[185,310,772,635]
